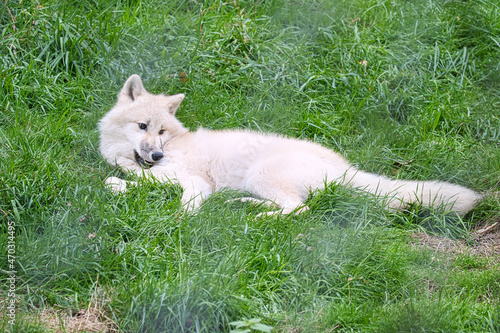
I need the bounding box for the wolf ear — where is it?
[118,74,146,102]
[168,94,185,114]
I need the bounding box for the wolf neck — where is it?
[165,128,194,148]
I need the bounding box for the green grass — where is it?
[1,0,500,332]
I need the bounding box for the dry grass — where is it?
[36,287,117,333]
[0,288,117,333]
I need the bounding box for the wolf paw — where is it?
[105,176,131,194]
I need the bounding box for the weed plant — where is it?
[1,0,499,332]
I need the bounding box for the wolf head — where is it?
[99,75,187,170]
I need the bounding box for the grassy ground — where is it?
[1,0,500,332]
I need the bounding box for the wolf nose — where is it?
[151,152,163,161]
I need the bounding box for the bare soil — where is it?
[412,218,500,257]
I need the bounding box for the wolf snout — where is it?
[151,151,164,161]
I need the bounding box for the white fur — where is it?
[99,75,483,216]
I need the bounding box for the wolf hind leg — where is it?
[224,197,277,207]
[252,189,309,217]
[224,196,307,217]
[244,169,310,217]
[226,196,308,216]
[256,203,309,218]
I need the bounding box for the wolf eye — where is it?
[138,123,147,130]
[159,129,165,135]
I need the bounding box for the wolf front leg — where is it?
[105,176,138,193]
[180,176,214,212]
[103,156,146,193]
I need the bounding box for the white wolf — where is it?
[99,75,483,216]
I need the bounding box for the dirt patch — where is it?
[412,219,500,257]
[38,306,117,333]
[471,221,500,256]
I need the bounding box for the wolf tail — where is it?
[343,168,483,215]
